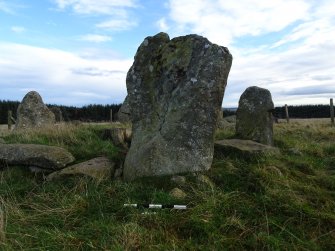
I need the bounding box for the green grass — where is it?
[1,120,335,250]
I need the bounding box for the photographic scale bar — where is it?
[124,204,187,210]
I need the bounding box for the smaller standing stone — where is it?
[50,106,63,122]
[117,96,131,123]
[15,91,55,130]
[236,86,274,145]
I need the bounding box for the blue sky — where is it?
[0,0,334,107]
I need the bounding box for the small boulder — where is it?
[114,167,123,179]
[171,175,186,186]
[0,144,75,170]
[236,86,274,145]
[46,157,115,181]
[215,139,279,156]
[288,148,303,156]
[196,174,214,188]
[169,188,187,200]
[15,91,55,130]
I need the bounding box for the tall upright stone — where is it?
[235,86,274,145]
[123,32,232,181]
[15,91,55,130]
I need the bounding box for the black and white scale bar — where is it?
[124,204,187,210]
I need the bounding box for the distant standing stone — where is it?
[236,86,274,145]
[50,106,63,122]
[15,91,55,130]
[117,95,131,123]
[123,32,232,181]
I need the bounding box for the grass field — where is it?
[0,119,335,250]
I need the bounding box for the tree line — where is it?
[273,105,332,119]
[224,105,332,119]
[0,100,121,124]
[0,100,332,124]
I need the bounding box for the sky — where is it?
[0,0,334,107]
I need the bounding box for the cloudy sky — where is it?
[0,0,334,107]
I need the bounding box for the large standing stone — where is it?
[15,91,55,130]
[235,86,274,145]
[123,32,232,181]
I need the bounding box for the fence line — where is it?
[331,98,334,127]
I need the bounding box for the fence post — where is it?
[110,109,113,123]
[8,110,12,130]
[331,98,334,127]
[285,104,290,123]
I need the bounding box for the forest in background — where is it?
[0,100,121,124]
[0,100,332,124]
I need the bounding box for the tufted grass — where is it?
[0,119,335,250]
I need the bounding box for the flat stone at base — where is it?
[215,139,280,156]
[46,157,115,181]
[0,143,75,170]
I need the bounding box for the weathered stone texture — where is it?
[123,32,232,180]
[15,91,55,130]
[235,86,274,145]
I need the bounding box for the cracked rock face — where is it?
[236,86,274,145]
[15,91,55,130]
[123,32,232,181]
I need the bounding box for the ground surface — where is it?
[0,119,335,250]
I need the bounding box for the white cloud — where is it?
[156,18,169,31]
[53,0,138,31]
[159,0,335,107]
[54,0,137,15]
[79,34,112,43]
[164,0,310,46]
[11,26,25,33]
[0,1,14,13]
[96,19,137,31]
[0,42,132,105]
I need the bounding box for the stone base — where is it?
[215,139,279,156]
